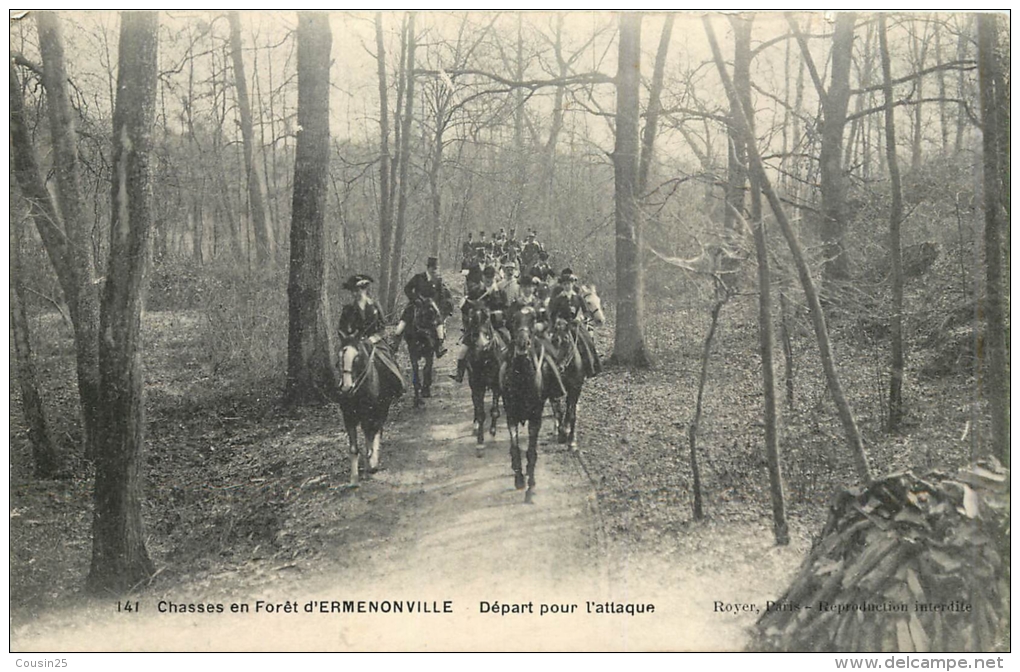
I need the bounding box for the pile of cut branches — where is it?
[754,461,1009,652]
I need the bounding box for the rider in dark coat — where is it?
[461,234,476,270]
[548,268,602,376]
[337,274,403,394]
[450,266,508,383]
[393,257,453,357]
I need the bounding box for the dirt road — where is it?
[11,343,804,652]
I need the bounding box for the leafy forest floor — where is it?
[8,284,985,649]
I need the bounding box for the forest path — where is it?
[11,307,800,652]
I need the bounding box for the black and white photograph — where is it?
[8,9,1011,656]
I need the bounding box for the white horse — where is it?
[579,284,606,326]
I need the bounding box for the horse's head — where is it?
[413,298,441,330]
[580,284,605,326]
[466,302,493,348]
[339,343,366,394]
[511,307,536,355]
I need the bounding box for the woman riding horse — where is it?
[336,274,404,486]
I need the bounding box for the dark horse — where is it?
[550,284,605,449]
[338,339,404,486]
[402,298,442,407]
[501,307,564,503]
[464,301,505,451]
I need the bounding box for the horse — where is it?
[337,339,403,486]
[578,283,606,327]
[463,301,506,450]
[550,284,604,448]
[501,307,564,504]
[403,298,443,407]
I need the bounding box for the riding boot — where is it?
[435,339,448,359]
[449,358,467,383]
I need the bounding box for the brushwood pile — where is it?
[754,461,1009,652]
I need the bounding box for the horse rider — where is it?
[520,229,542,270]
[478,265,511,351]
[506,274,566,394]
[337,274,403,391]
[450,266,486,383]
[449,265,511,383]
[547,268,602,376]
[502,260,521,304]
[528,250,554,286]
[461,233,476,270]
[392,256,453,358]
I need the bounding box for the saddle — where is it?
[346,340,406,398]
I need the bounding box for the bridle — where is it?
[340,343,373,396]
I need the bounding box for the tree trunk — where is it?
[229,11,273,265]
[610,12,652,368]
[688,289,726,522]
[909,19,930,172]
[388,12,416,314]
[87,10,159,595]
[934,21,949,154]
[977,13,1009,467]
[638,13,675,194]
[35,11,102,460]
[880,15,906,432]
[512,12,526,238]
[286,11,337,404]
[705,15,872,484]
[954,16,971,155]
[382,15,408,311]
[375,12,394,311]
[11,212,61,479]
[820,13,855,283]
[724,14,751,230]
[429,118,446,260]
[734,16,789,545]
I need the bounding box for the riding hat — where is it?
[559,268,578,282]
[466,266,484,284]
[482,265,497,278]
[427,256,439,269]
[343,274,374,291]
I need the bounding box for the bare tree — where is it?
[10,208,61,478]
[977,13,1009,467]
[705,15,872,483]
[35,11,103,460]
[610,12,652,368]
[638,13,675,194]
[285,11,337,404]
[788,12,857,285]
[375,12,393,304]
[88,10,160,595]
[879,14,907,432]
[388,11,416,314]
[229,11,274,264]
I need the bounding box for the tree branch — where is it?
[414,67,613,91]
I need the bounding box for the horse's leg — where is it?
[552,396,567,443]
[422,351,434,398]
[524,413,541,504]
[363,415,381,472]
[410,351,422,408]
[508,418,525,490]
[346,419,360,487]
[567,386,581,450]
[489,386,500,437]
[470,370,486,448]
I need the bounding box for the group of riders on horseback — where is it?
[333,242,604,502]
